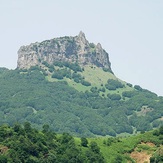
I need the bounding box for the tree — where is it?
[0,155,7,163]
[134,85,142,91]
[114,155,123,163]
[81,80,91,86]
[122,91,135,98]
[159,126,163,135]
[42,124,50,133]
[107,94,121,100]
[150,156,155,163]
[81,137,88,147]
[90,141,100,154]
[13,123,22,133]
[24,122,32,133]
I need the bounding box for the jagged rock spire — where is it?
[78,31,86,38]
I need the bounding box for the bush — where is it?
[89,43,95,48]
[74,78,80,83]
[153,130,160,136]
[53,61,64,67]
[0,155,7,163]
[107,94,121,100]
[81,80,91,86]
[126,83,133,87]
[134,85,143,91]
[103,68,108,72]
[105,79,124,90]
[99,88,106,92]
[90,87,98,93]
[90,141,100,153]
[52,72,63,79]
[105,84,116,90]
[29,66,40,71]
[159,126,163,135]
[54,61,82,72]
[42,61,50,67]
[81,137,88,147]
[122,91,136,98]
[72,72,82,80]
[114,155,123,163]
[68,62,82,72]
[150,157,155,163]
[48,66,55,73]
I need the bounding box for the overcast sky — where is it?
[0,0,163,95]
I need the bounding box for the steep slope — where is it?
[0,66,162,137]
[0,124,104,163]
[0,33,163,137]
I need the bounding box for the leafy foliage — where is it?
[0,65,162,137]
[107,93,121,100]
[50,63,91,86]
[53,61,82,72]
[0,124,104,163]
[81,137,88,147]
[105,79,124,90]
[0,118,163,162]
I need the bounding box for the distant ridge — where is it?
[17,31,113,73]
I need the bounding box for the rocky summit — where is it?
[17,31,112,72]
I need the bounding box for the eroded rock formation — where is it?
[17,31,112,72]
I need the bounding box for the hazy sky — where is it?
[0,0,163,95]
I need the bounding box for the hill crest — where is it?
[17,31,112,73]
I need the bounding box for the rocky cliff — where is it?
[17,31,112,72]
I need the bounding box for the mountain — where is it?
[17,31,112,73]
[0,32,163,137]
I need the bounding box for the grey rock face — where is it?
[17,31,112,72]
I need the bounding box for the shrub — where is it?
[103,67,111,72]
[134,85,143,91]
[107,94,121,100]
[89,43,95,48]
[105,79,124,90]
[90,141,100,153]
[159,126,163,135]
[122,91,136,98]
[81,80,91,86]
[42,61,50,67]
[52,72,63,79]
[81,137,88,147]
[0,155,7,163]
[126,83,133,87]
[53,61,64,67]
[90,87,98,93]
[105,84,116,90]
[99,88,106,92]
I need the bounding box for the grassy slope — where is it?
[47,65,134,96]
[75,131,161,163]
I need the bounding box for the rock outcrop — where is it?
[17,31,113,73]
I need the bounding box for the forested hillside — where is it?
[0,62,163,137]
[0,124,163,163]
[0,123,104,163]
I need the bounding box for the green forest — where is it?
[0,124,163,162]
[0,123,104,163]
[0,62,163,137]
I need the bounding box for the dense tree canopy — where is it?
[0,124,104,163]
[0,65,162,137]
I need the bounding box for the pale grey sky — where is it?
[0,0,163,95]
